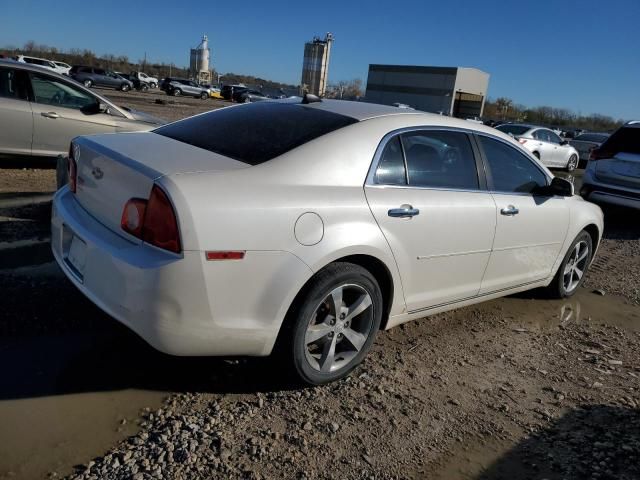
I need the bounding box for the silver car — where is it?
[0,60,164,160]
[581,121,640,210]
[570,132,610,162]
[496,124,580,171]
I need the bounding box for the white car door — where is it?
[546,130,568,167]
[0,66,33,156]
[531,129,558,166]
[365,129,497,313]
[476,134,569,293]
[28,72,118,156]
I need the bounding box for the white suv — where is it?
[15,55,69,75]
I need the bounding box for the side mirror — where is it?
[535,177,574,197]
[81,102,109,114]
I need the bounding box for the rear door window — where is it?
[0,67,28,100]
[374,136,406,185]
[402,130,479,190]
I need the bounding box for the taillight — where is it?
[518,138,528,145]
[120,185,181,253]
[68,144,77,193]
[589,148,609,161]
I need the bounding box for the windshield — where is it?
[599,126,640,155]
[496,125,532,136]
[154,102,358,165]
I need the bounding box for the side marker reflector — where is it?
[205,251,246,261]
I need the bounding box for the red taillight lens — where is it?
[518,138,528,145]
[68,144,77,193]
[121,185,181,254]
[121,198,147,237]
[141,185,181,253]
[589,147,609,161]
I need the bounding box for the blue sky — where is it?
[2,0,638,119]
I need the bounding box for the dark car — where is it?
[69,66,133,91]
[221,84,248,101]
[116,72,150,92]
[160,77,209,99]
[570,132,610,165]
[232,88,268,103]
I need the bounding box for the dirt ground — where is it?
[0,90,638,480]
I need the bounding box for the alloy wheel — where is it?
[567,155,578,171]
[563,240,589,293]
[304,284,374,373]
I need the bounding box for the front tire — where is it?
[546,231,593,298]
[83,79,93,88]
[279,263,383,385]
[121,83,131,92]
[172,89,181,97]
[566,154,578,172]
[200,91,208,99]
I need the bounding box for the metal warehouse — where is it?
[365,64,490,117]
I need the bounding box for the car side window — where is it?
[0,68,28,100]
[94,68,106,76]
[374,136,407,185]
[547,131,561,144]
[29,73,98,110]
[402,130,479,190]
[479,135,548,194]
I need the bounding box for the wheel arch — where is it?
[583,223,601,255]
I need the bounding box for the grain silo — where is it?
[190,34,211,84]
[300,33,333,97]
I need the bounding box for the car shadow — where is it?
[477,405,640,479]
[601,204,640,240]
[0,265,299,401]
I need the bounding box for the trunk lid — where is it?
[72,132,248,239]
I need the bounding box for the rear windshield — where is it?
[496,125,531,136]
[600,126,640,155]
[154,102,358,165]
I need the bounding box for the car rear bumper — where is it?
[581,168,640,210]
[51,187,312,356]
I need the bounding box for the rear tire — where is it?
[546,231,593,299]
[173,89,181,97]
[566,154,578,172]
[121,83,131,92]
[277,262,383,386]
[200,91,208,99]
[150,82,157,89]
[83,79,92,88]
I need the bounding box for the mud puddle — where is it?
[485,288,640,332]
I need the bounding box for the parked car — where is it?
[221,84,247,100]
[116,72,150,92]
[496,124,580,171]
[0,60,164,162]
[69,66,134,91]
[233,88,268,103]
[14,55,69,75]
[160,77,209,99]
[570,132,610,164]
[52,61,72,75]
[51,98,602,385]
[130,71,158,88]
[209,87,223,99]
[580,121,640,210]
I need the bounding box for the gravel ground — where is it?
[0,90,638,480]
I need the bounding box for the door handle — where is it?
[388,204,420,218]
[500,205,519,216]
[41,112,59,119]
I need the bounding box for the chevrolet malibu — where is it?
[51,99,603,385]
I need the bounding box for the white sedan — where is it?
[496,124,580,171]
[51,99,603,385]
